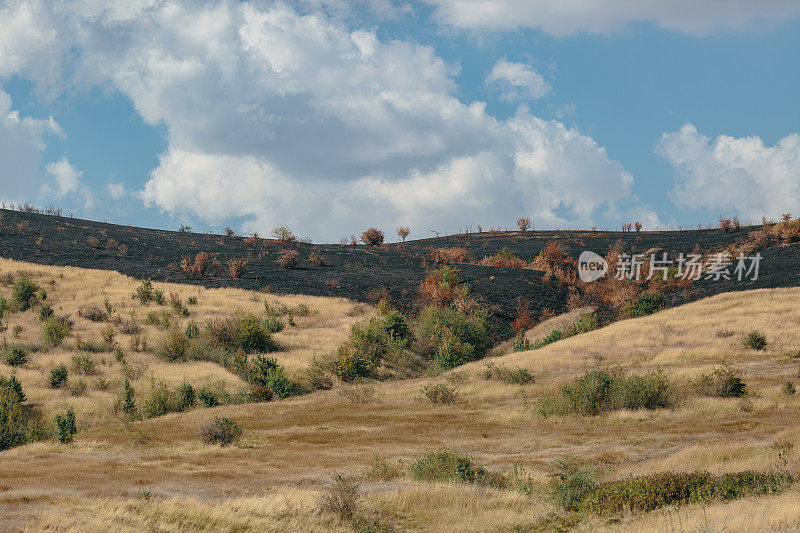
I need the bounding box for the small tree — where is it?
[633,221,642,232]
[782,213,793,222]
[396,226,410,242]
[55,407,77,444]
[360,228,384,246]
[516,217,532,232]
[271,225,296,244]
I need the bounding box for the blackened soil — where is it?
[1,209,798,338]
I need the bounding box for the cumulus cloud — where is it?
[106,181,127,200]
[0,89,60,204]
[657,123,800,220]
[45,157,82,197]
[423,0,800,35]
[1,0,646,239]
[486,59,549,101]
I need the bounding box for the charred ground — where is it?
[1,208,799,337]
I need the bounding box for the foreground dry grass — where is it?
[2,258,800,531]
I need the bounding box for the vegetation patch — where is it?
[409,450,505,489]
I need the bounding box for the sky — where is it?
[1,0,800,242]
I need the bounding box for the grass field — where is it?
[2,258,800,531]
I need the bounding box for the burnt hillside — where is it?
[1,209,798,337]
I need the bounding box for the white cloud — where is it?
[1,1,645,239]
[0,89,60,204]
[45,157,82,197]
[657,123,800,220]
[486,59,549,101]
[106,181,127,200]
[424,0,800,35]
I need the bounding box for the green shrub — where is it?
[176,382,196,411]
[696,366,748,398]
[0,378,35,451]
[2,345,28,367]
[409,450,505,489]
[419,383,458,404]
[742,330,767,350]
[54,407,77,444]
[157,326,190,362]
[206,312,276,353]
[38,303,54,321]
[532,329,564,349]
[50,364,68,388]
[78,305,108,322]
[249,354,299,401]
[512,333,533,352]
[567,313,599,336]
[381,309,409,341]
[140,381,176,419]
[333,345,378,382]
[483,362,534,384]
[117,379,137,418]
[621,291,665,318]
[41,315,73,346]
[71,353,98,375]
[12,277,40,311]
[198,386,221,408]
[582,470,795,516]
[132,279,164,305]
[0,296,7,319]
[199,416,242,446]
[415,306,490,369]
[539,369,677,417]
[69,379,87,396]
[782,381,796,395]
[548,457,596,512]
[0,375,25,403]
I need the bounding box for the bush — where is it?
[132,279,164,305]
[409,450,504,488]
[157,326,190,362]
[319,474,360,522]
[539,369,677,417]
[38,303,54,321]
[517,217,532,231]
[41,315,73,346]
[54,407,77,444]
[419,383,458,404]
[582,470,795,516]
[415,305,491,369]
[483,362,534,384]
[117,379,137,418]
[277,250,299,269]
[742,330,767,350]
[418,265,468,306]
[249,355,299,401]
[782,381,796,395]
[360,227,384,246]
[175,382,196,411]
[621,292,665,318]
[228,258,247,278]
[71,353,98,375]
[532,329,564,349]
[140,381,176,419]
[567,313,599,336]
[199,416,242,446]
[12,277,40,311]
[0,379,30,451]
[431,247,468,264]
[78,305,108,322]
[270,225,296,244]
[549,457,596,512]
[50,364,68,388]
[696,366,748,398]
[2,345,28,367]
[333,345,377,382]
[512,333,533,352]
[206,312,276,353]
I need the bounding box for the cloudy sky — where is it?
[2,0,799,241]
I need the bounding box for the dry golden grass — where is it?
[0,257,368,423]
[2,258,800,531]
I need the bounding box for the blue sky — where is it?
[1,1,799,241]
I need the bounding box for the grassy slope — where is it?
[1,259,800,531]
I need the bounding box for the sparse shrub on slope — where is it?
[205,312,277,354]
[483,362,534,384]
[2,345,27,367]
[131,279,164,305]
[277,250,299,269]
[532,329,564,350]
[548,457,596,512]
[696,366,748,398]
[248,354,299,401]
[538,369,678,417]
[431,247,468,264]
[319,474,361,522]
[415,305,491,369]
[621,291,664,319]
[49,364,68,389]
[54,407,77,444]
[12,277,40,311]
[409,450,505,489]
[582,470,795,516]
[419,383,458,404]
[360,227,384,246]
[742,330,767,350]
[199,416,242,446]
[41,315,73,346]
